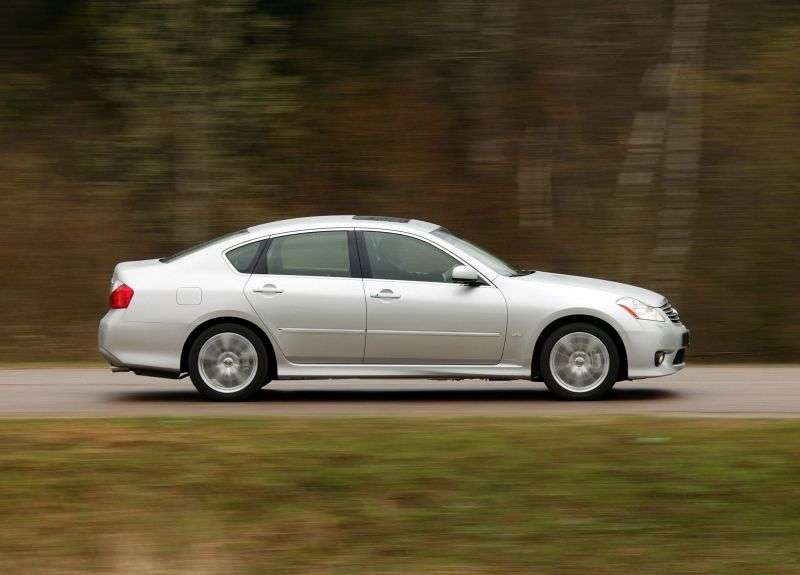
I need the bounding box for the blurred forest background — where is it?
[0,0,798,363]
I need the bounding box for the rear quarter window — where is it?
[226,240,265,273]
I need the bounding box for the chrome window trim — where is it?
[221,226,498,286]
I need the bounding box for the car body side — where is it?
[99,217,686,381]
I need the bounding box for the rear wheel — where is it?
[188,323,270,401]
[540,323,619,400]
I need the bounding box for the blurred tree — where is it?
[610,0,709,301]
[700,23,800,358]
[83,0,299,244]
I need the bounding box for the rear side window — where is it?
[254,231,351,277]
[226,240,265,273]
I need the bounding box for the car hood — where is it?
[518,271,666,306]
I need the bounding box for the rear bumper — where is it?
[624,320,689,380]
[98,310,184,372]
[97,343,126,368]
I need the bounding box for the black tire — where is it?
[188,323,270,401]
[539,322,619,400]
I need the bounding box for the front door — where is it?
[244,230,366,363]
[359,230,507,364]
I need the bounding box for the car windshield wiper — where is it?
[511,269,535,277]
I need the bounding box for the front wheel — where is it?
[188,324,270,401]
[540,323,619,400]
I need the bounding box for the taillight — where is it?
[109,283,134,309]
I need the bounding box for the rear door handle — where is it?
[253,284,284,294]
[371,289,400,300]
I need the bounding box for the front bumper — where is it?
[623,319,689,380]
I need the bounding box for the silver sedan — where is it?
[99,215,689,400]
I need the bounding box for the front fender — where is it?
[524,306,630,361]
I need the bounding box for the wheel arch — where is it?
[531,314,629,382]
[180,317,278,380]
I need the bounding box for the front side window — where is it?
[255,231,351,277]
[362,231,460,283]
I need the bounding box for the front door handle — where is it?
[253,284,284,295]
[371,289,400,300]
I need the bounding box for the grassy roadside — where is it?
[1,417,800,574]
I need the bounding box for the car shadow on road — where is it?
[113,386,680,404]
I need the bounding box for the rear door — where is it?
[244,230,366,363]
[359,230,507,364]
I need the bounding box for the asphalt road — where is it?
[0,365,798,418]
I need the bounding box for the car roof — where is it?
[247,215,440,235]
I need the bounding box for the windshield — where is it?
[160,229,249,263]
[431,228,523,277]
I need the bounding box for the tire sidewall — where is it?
[188,323,269,401]
[540,323,619,400]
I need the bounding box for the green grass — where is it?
[2,417,800,574]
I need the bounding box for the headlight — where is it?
[617,297,665,322]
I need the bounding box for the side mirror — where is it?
[451,265,481,285]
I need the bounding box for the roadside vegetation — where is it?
[1,417,799,574]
